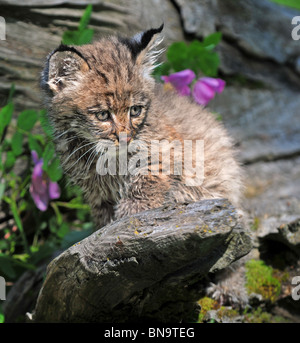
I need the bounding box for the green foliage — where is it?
[243,307,290,323]
[269,0,300,10]
[153,32,222,80]
[0,103,14,138]
[17,110,38,132]
[197,297,219,323]
[62,5,94,45]
[0,305,4,323]
[245,259,281,303]
[0,9,94,290]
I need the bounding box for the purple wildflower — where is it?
[192,77,226,106]
[30,151,60,211]
[161,69,196,96]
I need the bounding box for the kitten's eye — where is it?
[130,106,142,117]
[96,110,110,121]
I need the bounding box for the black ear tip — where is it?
[154,23,164,34]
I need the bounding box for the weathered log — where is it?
[30,199,251,323]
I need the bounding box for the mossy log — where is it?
[29,198,251,323]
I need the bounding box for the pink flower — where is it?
[161,69,196,96]
[30,151,60,211]
[192,77,226,106]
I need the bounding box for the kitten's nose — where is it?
[118,132,132,144]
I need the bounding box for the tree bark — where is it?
[29,199,251,323]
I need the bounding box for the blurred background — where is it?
[0,0,299,322]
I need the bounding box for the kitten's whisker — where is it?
[85,145,98,172]
[62,140,98,167]
[53,129,71,140]
[87,150,99,173]
[64,144,97,173]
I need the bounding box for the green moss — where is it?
[197,297,219,323]
[217,306,239,320]
[243,307,290,323]
[245,259,281,303]
[250,217,260,231]
[269,0,300,10]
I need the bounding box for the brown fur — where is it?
[41,26,247,308]
[41,29,244,229]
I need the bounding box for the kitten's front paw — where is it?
[206,282,249,309]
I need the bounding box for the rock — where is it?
[30,199,251,323]
[0,0,183,111]
[175,0,300,65]
[259,217,300,258]
[2,265,47,323]
[209,89,300,164]
[242,157,300,236]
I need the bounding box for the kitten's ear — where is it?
[41,45,90,94]
[125,24,164,74]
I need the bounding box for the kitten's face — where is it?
[69,44,152,146]
[43,27,163,147]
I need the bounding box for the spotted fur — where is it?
[41,26,243,230]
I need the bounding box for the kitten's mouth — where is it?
[118,135,132,144]
[116,132,133,145]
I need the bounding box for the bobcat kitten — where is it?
[41,26,247,306]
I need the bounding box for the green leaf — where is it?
[51,202,62,226]
[0,182,5,201]
[10,201,29,253]
[269,0,300,10]
[11,131,23,156]
[203,32,222,49]
[0,255,16,279]
[77,29,94,45]
[62,30,81,45]
[186,40,206,74]
[28,135,43,157]
[79,4,93,31]
[39,109,54,137]
[0,103,14,138]
[4,151,16,169]
[62,5,93,45]
[62,29,94,45]
[167,41,189,72]
[198,51,220,77]
[0,253,35,280]
[57,222,70,239]
[42,141,55,171]
[47,157,63,182]
[17,109,38,131]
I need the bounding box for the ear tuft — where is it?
[121,24,164,60]
[131,24,164,57]
[120,24,164,80]
[41,44,90,95]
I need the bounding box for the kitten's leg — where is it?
[114,175,168,219]
[91,201,115,230]
[114,198,154,219]
[206,256,249,309]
